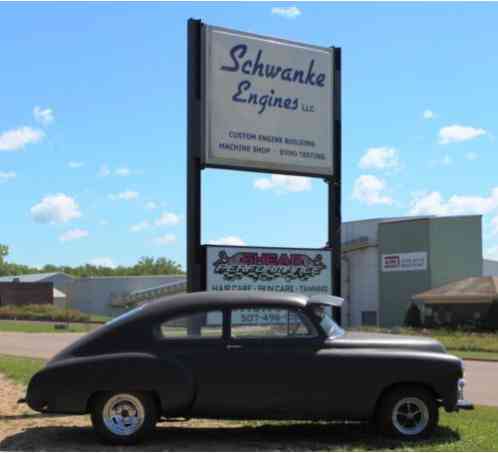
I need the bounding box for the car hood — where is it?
[329,331,447,354]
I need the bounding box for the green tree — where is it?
[0,244,8,263]
[0,244,183,278]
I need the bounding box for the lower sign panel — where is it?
[205,245,332,296]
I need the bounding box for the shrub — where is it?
[0,304,90,322]
[486,301,498,331]
[404,302,422,328]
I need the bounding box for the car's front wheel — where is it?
[376,385,438,439]
[90,391,157,445]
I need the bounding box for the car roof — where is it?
[143,290,309,316]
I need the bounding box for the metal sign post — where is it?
[330,48,341,323]
[186,19,203,294]
[187,18,342,324]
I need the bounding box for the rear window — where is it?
[160,310,223,339]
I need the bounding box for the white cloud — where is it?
[423,109,435,120]
[154,234,176,246]
[145,201,158,210]
[98,164,111,177]
[0,126,44,152]
[31,193,82,224]
[99,219,109,225]
[352,175,393,206]
[109,190,139,201]
[155,212,181,226]
[438,124,486,144]
[409,188,498,216]
[130,220,150,232]
[68,161,84,168]
[208,236,246,246]
[59,228,89,242]
[254,174,311,194]
[33,106,54,126]
[115,167,131,176]
[358,147,400,171]
[465,152,478,161]
[87,257,116,268]
[0,171,16,183]
[271,6,301,19]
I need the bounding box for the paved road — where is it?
[0,331,496,407]
[0,332,83,360]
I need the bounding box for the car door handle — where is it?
[226,344,244,350]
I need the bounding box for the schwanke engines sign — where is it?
[202,26,334,176]
[206,246,332,296]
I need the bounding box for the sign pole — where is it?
[330,47,342,324]
[187,18,203,294]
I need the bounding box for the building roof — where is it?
[413,276,498,303]
[111,277,187,307]
[0,272,71,283]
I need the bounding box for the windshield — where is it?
[311,304,345,338]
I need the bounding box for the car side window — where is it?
[230,307,315,339]
[160,310,223,339]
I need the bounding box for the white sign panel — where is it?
[381,252,428,272]
[203,26,334,176]
[206,245,332,295]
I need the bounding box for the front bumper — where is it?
[457,399,474,410]
[456,378,474,411]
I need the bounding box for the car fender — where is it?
[313,349,461,418]
[27,352,195,415]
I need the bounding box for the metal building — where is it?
[341,214,485,327]
[0,273,185,317]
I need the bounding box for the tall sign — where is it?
[187,19,342,321]
[202,26,334,176]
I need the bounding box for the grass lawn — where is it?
[0,354,45,386]
[0,354,497,450]
[357,327,498,361]
[0,320,98,334]
[450,349,498,361]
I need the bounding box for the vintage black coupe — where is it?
[21,291,472,444]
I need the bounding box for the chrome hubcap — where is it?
[103,394,145,436]
[392,397,429,436]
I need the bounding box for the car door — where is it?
[217,305,333,418]
[155,308,229,415]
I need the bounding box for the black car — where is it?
[21,291,473,444]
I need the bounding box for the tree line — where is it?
[0,244,184,278]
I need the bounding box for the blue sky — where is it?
[2,2,498,270]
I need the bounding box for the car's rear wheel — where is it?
[90,391,157,445]
[376,385,438,439]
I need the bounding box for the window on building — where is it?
[361,311,377,326]
[230,307,315,338]
[160,310,223,339]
